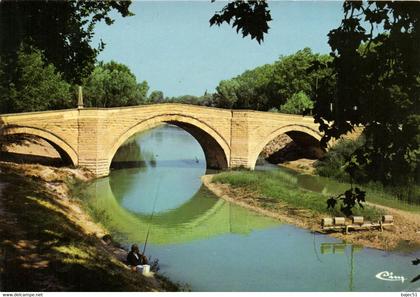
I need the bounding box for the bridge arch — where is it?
[0,126,78,166]
[107,114,230,171]
[250,124,324,168]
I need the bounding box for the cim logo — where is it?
[375,271,406,283]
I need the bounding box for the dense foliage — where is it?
[214,63,276,110]
[0,0,134,113]
[279,91,314,115]
[315,136,420,204]
[82,61,149,108]
[315,137,366,182]
[313,1,420,187]
[0,0,132,83]
[0,46,72,113]
[148,91,165,104]
[212,48,331,112]
[164,93,214,106]
[147,92,214,106]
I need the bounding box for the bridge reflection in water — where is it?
[83,177,279,245]
[80,124,280,245]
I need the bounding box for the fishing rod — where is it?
[142,176,162,256]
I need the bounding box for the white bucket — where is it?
[142,264,151,275]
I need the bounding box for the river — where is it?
[82,124,420,292]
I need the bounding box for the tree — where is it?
[0,45,72,113]
[273,48,331,107]
[279,91,313,115]
[315,136,367,182]
[148,91,165,103]
[0,0,132,83]
[82,61,149,108]
[234,64,276,110]
[213,63,276,110]
[312,1,420,187]
[213,79,241,108]
[162,91,216,106]
[200,91,216,107]
[212,48,330,111]
[217,1,419,188]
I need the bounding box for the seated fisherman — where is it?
[127,244,148,272]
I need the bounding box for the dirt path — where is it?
[202,174,420,251]
[0,162,177,291]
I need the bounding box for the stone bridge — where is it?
[0,104,327,177]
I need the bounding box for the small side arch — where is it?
[0,126,78,166]
[250,124,323,168]
[107,114,231,170]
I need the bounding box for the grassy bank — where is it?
[314,137,419,205]
[280,163,420,213]
[349,182,420,213]
[213,170,384,220]
[207,169,420,250]
[0,163,178,292]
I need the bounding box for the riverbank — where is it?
[202,172,420,251]
[277,158,316,175]
[0,161,178,291]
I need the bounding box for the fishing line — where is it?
[142,175,162,255]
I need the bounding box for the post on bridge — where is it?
[77,86,84,109]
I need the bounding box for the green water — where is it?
[82,124,420,292]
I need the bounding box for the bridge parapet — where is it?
[0,104,343,177]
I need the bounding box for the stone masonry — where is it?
[0,103,326,177]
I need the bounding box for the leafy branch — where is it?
[210,0,272,44]
[326,187,366,217]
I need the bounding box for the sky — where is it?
[92,0,344,97]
